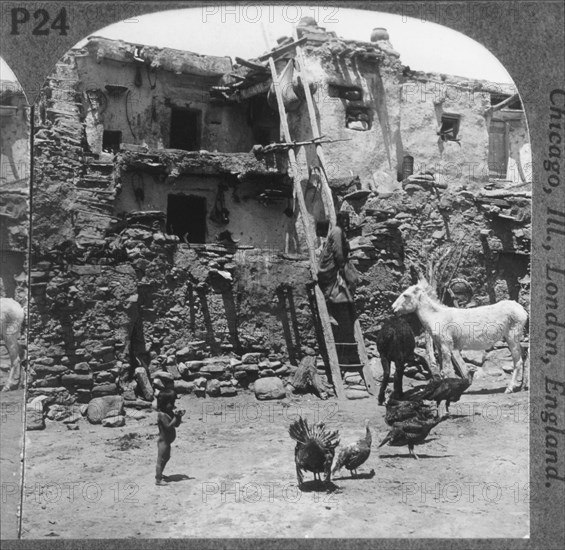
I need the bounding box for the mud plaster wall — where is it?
[288,47,403,195]
[75,54,256,154]
[116,172,294,249]
[400,77,491,188]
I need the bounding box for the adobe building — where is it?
[27,20,531,405]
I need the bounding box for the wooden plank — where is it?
[257,36,308,61]
[233,80,272,101]
[235,57,268,71]
[268,56,345,401]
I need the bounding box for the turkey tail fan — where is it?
[313,422,340,449]
[289,417,311,444]
[289,417,340,449]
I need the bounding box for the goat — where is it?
[392,280,528,393]
[0,298,25,391]
[376,316,432,405]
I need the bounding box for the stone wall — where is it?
[28,217,316,404]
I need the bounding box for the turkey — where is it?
[289,417,340,487]
[332,419,372,478]
[385,399,437,426]
[378,416,447,459]
[403,366,477,414]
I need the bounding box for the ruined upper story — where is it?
[66,18,529,195]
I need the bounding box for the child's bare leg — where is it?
[156,442,171,485]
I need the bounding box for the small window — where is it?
[166,194,206,243]
[170,108,201,151]
[438,115,460,142]
[102,130,122,153]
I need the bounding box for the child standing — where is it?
[155,388,185,486]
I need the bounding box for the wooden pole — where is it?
[268,56,345,400]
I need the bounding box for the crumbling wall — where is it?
[75,39,256,155]
[115,172,294,249]
[400,74,491,188]
[287,40,403,195]
[28,218,317,404]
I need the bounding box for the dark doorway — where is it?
[102,130,122,153]
[170,108,201,151]
[488,120,508,178]
[166,194,207,243]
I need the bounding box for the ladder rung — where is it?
[339,363,364,369]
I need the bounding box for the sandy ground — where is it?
[0,346,25,540]
[20,360,529,540]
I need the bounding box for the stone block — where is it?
[86,396,124,424]
[254,377,286,400]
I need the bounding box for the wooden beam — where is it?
[233,80,272,101]
[268,56,345,401]
[484,93,520,115]
[235,57,268,72]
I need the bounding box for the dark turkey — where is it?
[332,419,372,478]
[404,367,477,414]
[378,416,447,459]
[385,399,438,426]
[289,417,340,487]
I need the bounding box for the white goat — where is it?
[392,281,528,393]
[0,298,25,391]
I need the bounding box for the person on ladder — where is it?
[317,212,360,344]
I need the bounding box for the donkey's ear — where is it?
[417,277,430,289]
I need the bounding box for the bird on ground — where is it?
[385,398,438,426]
[332,419,372,478]
[403,366,477,415]
[378,416,447,459]
[289,417,340,488]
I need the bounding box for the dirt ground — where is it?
[0,346,25,540]
[20,360,529,540]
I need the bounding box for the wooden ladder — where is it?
[267,43,378,400]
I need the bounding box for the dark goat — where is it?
[376,316,423,405]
